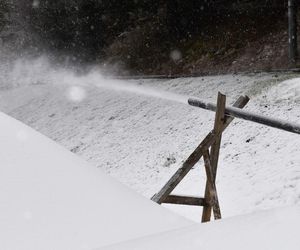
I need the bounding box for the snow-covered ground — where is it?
[0,112,193,250]
[1,57,300,222]
[98,206,300,250]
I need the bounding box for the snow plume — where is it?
[85,71,188,104]
[265,78,300,103]
[66,86,86,102]
[0,56,188,104]
[0,56,53,89]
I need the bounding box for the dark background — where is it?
[0,0,291,74]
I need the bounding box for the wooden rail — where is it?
[163,195,207,206]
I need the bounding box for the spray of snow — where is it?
[0,56,188,104]
[66,86,86,102]
[87,72,188,104]
[265,78,300,103]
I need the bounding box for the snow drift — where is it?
[0,112,193,250]
[99,206,300,250]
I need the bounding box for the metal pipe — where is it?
[188,97,300,135]
[288,0,298,65]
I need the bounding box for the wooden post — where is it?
[203,150,221,220]
[202,92,226,222]
[152,95,249,205]
[288,0,298,65]
[151,131,220,204]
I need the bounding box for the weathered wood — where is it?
[151,132,217,204]
[188,97,300,135]
[210,92,226,180]
[151,95,249,204]
[202,92,226,222]
[163,195,207,206]
[202,150,221,220]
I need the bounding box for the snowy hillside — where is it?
[0,57,300,222]
[0,112,192,250]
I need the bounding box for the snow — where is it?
[266,77,300,103]
[0,112,192,250]
[1,57,300,247]
[98,206,300,250]
[67,86,87,102]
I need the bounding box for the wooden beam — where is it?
[202,92,226,222]
[203,150,221,220]
[163,195,207,206]
[151,95,249,204]
[151,132,218,204]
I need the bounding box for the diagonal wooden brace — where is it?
[151,95,249,205]
[203,149,221,220]
[202,92,226,222]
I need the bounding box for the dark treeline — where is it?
[0,0,8,31]
[30,1,160,55]
[0,0,288,72]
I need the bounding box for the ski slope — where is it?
[0,112,192,250]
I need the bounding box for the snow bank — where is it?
[99,206,300,250]
[0,112,193,250]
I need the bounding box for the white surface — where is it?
[99,206,300,250]
[0,112,192,250]
[0,56,300,222]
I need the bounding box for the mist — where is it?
[0,55,188,104]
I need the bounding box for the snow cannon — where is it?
[188,94,300,135]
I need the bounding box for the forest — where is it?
[0,0,289,74]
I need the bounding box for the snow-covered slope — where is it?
[0,112,192,250]
[0,57,300,222]
[99,206,300,250]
